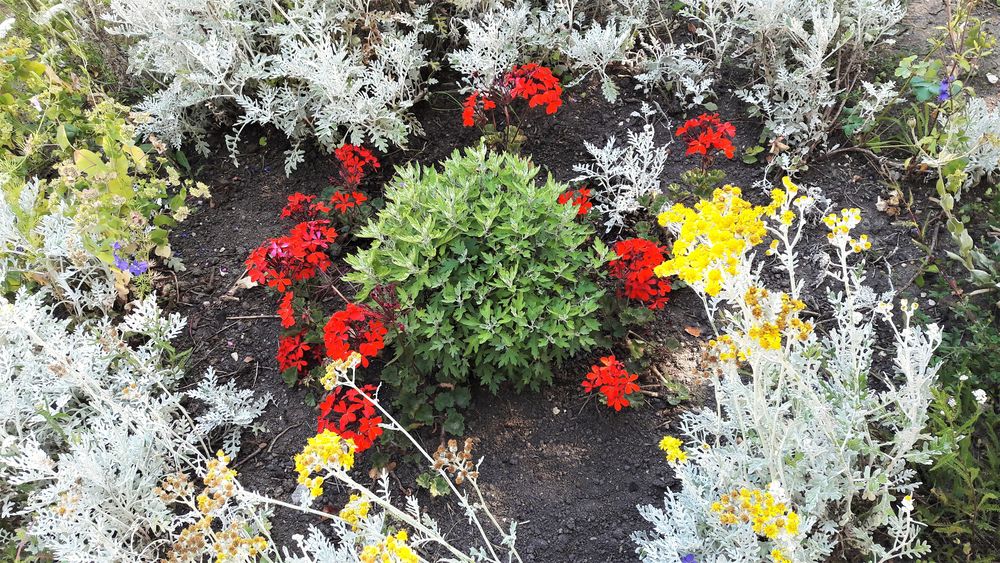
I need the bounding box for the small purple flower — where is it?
[938,77,953,102]
[111,242,149,275]
[681,555,697,563]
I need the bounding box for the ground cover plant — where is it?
[2,0,1000,561]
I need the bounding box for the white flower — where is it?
[901,495,913,512]
[959,374,969,382]
[947,397,957,408]
[973,389,988,405]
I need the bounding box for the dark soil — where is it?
[166,73,928,561]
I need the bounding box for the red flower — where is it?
[582,355,641,411]
[281,193,331,219]
[462,91,497,127]
[505,64,563,114]
[558,187,593,216]
[460,64,561,128]
[334,144,379,189]
[675,113,736,165]
[323,304,388,367]
[609,238,672,310]
[317,384,384,452]
[278,291,296,328]
[245,221,338,292]
[330,191,368,214]
[277,332,311,373]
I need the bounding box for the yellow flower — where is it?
[293,430,356,498]
[771,548,792,563]
[713,487,799,541]
[339,494,371,530]
[360,530,418,563]
[658,435,688,464]
[655,186,768,297]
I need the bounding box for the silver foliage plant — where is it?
[572,105,669,231]
[448,0,711,105]
[1,182,272,558]
[104,0,433,173]
[683,0,904,168]
[633,181,942,562]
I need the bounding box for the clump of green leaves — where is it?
[346,145,605,432]
[919,306,1000,561]
[1,38,208,296]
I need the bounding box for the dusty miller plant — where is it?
[572,105,670,230]
[633,179,942,561]
[683,0,904,168]
[104,0,432,173]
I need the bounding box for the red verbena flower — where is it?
[557,187,593,216]
[462,91,497,127]
[281,193,331,219]
[277,332,311,373]
[245,221,338,292]
[676,113,736,164]
[460,64,562,128]
[505,64,563,114]
[278,291,296,329]
[609,238,672,310]
[334,144,380,189]
[323,303,389,367]
[582,355,641,411]
[317,384,384,452]
[330,191,368,214]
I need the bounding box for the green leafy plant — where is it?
[1,38,208,297]
[346,145,606,432]
[919,308,1000,561]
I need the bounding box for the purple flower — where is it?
[129,261,149,276]
[681,555,697,563]
[938,77,953,102]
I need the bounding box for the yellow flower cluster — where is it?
[360,530,418,563]
[213,520,268,562]
[771,548,792,563]
[708,333,746,363]
[710,488,800,540]
[821,208,867,252]
[655,186,768,296]
[658,435,688,464]
[294,430,356,498]
[197,451,238,513]
[339,493,371,530]
[320,352,363,391]
[742,287,812,350]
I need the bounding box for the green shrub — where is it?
[346,145,606,431]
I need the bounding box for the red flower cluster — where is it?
[557,187,593,216]
[245,220,338,292]
[582,355,641,411]
[504,63,563,115]
[277,332,314,372]
[609,238,672,310]
[281,193,331,219]
[317,384,384,451]
[323,304,389,367]
[462,92,497,127]
[461,63,563,128]
[330,191,368,214]
[676,113,736,163]
[334,144,380,189]
[278,291,296,328]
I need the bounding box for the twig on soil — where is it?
[266,422,303,454]
[225,314,279,320]
[233,422,303,469]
